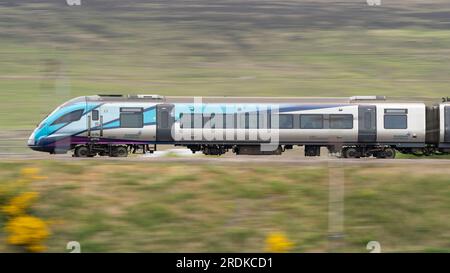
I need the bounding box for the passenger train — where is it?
[27,95,450,159]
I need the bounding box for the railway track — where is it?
[2,153,450,165]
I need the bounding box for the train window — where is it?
[278,115,293,129]
[179,113,184,128]
[92,110,99,121]
[191,114,203,129]
[179,113,191,129]
[237,113,246,129]
[185,114,203,129]
[245,113,250,129]
[258,111,270,129]
[203,113,216,129]
[384,115,407,129]
[224,114,236,129]
[300,115,323,129]
[211,114,225,129]
[248,113,258,129]
[51,109,84,125]
[329,114,353,129]
[120,108,143,128]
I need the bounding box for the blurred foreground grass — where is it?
[0,160,449,252]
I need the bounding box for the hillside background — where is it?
[1,0,450,128]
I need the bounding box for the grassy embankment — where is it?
[0,160,449,252]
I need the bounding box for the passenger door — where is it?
[156,104,175,142]
[358,105,377,143]
[87,108,103,139]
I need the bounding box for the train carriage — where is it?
[27,95,449,159]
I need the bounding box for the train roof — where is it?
[84,94,438,105]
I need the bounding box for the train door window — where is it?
[160,111,169,128]
[384,109,407,129]
[363,112,372,130]
[279,114,293,129]
[300,114,323,129]
[120,108,143,128]
[330,114,353,129]
[92,110,99,121]
[51,109,84,125]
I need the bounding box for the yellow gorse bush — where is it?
[21,168,47,180]
[265,232,294,253]
[2,192,39,216]
[0,167,50,252]
[5,215,50,252]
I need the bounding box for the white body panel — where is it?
[374,103,426,143]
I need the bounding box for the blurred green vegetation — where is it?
[0,160,449,252]
[1,1,450,128]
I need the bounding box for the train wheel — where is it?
[344,147,360,158]
[74,146,90,158]
[341,148,348,158]
[113,146,128,157]
[383,148,396,159]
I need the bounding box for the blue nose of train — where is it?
[27,129,42,151]
[27,128,51,153]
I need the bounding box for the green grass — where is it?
[0,160,449,252]
[397,152,450,159]
[1,1,450,129]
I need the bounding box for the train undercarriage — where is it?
[70,143,448,158]
[72,144,154,158]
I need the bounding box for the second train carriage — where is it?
[27,95,450,158]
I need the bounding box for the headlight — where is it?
[28,131,36,146]
[27,138,35,146]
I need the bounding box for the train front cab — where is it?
[28,96,88,154]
